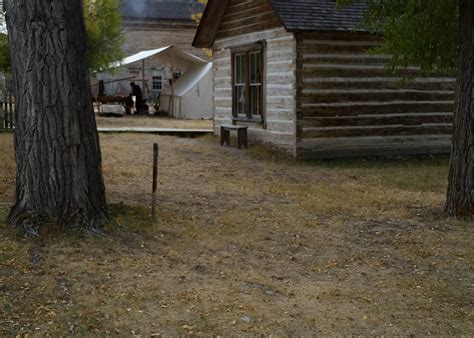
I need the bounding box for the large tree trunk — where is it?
[445,0,474,216]
[5,0,109,233]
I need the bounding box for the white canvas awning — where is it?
[109,46,209,70]
[102,46,213,120]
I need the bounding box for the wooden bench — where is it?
[220,125,249,149]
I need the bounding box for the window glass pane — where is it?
[234,53,246,115]
[152,76,162,91]
[249,51,261,116]
[235,54,244,85]
[250,86,260,116]
[173,71,182,80]
[234,85,245,115]
[250,51,261,84]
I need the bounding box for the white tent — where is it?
[160,62,213,119]
[106,46,213,120]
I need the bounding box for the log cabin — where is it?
[193,0,455,159]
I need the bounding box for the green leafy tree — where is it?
[0,0,124,72]
[338,0,473,217]
[0,32,10,73]
[338,0,458,75]
[84,0,125,71]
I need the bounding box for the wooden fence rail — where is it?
[1,93,15,131]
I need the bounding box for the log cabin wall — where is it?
[214,0,281,41]
[295,32,456,159]
[212,0,298,155]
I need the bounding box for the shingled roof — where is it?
[193,0,368,48]
[270,0,366,32]
[121,0,206,22]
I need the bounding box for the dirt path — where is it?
[0,133,473,336]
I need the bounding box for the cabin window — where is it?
[152,76,163,91]
[234,53,245,116]
[173,70,182,81]
[232,44,264,120]
[249,51,262,116]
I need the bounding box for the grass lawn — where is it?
[0,132,473,336]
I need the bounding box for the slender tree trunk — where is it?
[5,0,109,233]
[445,0,474,216]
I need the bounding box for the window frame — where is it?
[173,70,183,81]
[152,75,163,92]
[231,42,265,122]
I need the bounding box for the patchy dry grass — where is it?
[0,132,473,336]
[95,115,213,130]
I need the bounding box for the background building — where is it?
[121,0,206,57]
[94,0,207,103]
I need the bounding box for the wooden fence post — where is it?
[152,143,159,220]
[1,102,4,129]
[8,93,13,129]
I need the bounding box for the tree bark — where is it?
[445,0,474,216]
[5,0,109,233]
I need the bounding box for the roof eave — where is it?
[193,0,229,49]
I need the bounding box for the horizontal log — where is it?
[267,38,296,49]
[299,89,454,103]
[266,108,295,120]
[213,77,232,87]
[215,107,232,115]
[224,1,268,19]
[213,28,289,50]
[299,64,422,78]
[213,68,231,78]
[267,73,296,84]
[300,54,391,65]
[301,77,456,91]
[214,97,232,105]
[266,120,295,133]
[299,101,454,117]
[219,11,277,32]
[214,117,233,124]
[301,124,452,138]
[299,113,453,128]
[268,50,295,61]
[246,128,296,150]
[267,96,295,109]
[296,135,451,160]
[267,86,296,97]
[296,44,373,55]
[215,18,282,41]
[267,61,294,73]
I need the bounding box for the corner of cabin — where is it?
[210,0,298,156]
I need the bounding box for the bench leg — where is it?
[220,127,230,146]
[237,129,242,149]
[238,129,248,149]
[225,130,230,146]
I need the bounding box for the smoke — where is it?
[130,0,148,19]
